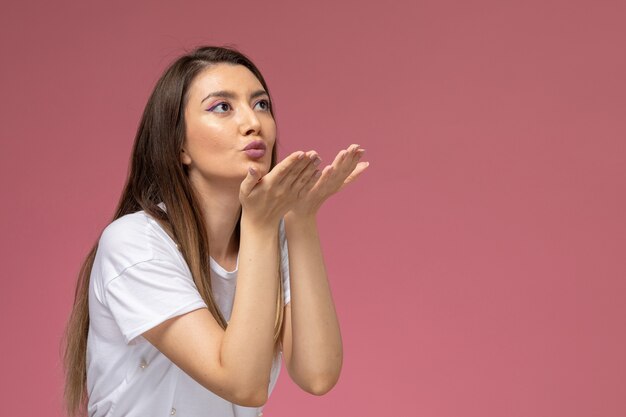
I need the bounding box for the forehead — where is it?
[188,63,264,100]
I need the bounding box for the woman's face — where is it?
[182,63,276,186]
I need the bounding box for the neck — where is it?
[189,175,242,267]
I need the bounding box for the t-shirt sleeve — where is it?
[279,218,291,305]
[104,258,208,345]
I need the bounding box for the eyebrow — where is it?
[201,89,268,103]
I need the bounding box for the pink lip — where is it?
[244,149,266,158]
[243,140,267,159]
[243,140,266,151]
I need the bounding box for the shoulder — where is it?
[96,211,179,280]
[99,211,154,256]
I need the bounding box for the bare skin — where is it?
[142,63,369,406]
[281,145,367,394]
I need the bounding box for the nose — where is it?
[238,104,262,136]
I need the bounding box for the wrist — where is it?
[284,211,318,229]
[240,211,281,235]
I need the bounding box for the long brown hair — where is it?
[61,46,284,417]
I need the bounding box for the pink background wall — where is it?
[1,0,625,416]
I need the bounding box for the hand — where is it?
[239,151,321,225]
[288,144,369,217]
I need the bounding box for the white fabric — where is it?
[86,206,290,417]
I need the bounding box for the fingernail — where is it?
[313,158,321,166]
[248,167,256,175]
[297,152,305,159]
[314,170,322,178]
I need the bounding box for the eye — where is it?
[254,99,270,111]
[208,102,231,113]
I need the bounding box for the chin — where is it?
[251,160,271,176]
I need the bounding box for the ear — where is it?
[180,148,192,165]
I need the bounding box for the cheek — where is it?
[265,120,277,147]
[186,123,229,154]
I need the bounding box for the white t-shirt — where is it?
[86,206,291,417]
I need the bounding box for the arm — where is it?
[281,144,369,394]
[280,213,342,395]
[142,151,320,407]
[141,222,279,406]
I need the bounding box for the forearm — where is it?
[220,216,279,394]
[284,213,343,389]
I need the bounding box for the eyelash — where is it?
[208,99,270,113]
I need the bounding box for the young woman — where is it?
[63,45,368,417]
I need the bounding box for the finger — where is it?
[291,156,321,191]
[313,164,335,188]
[266,151,305,183]
[330,149,348,168]
[297,167,322,198]
[281,151,320,188]
[335,146,364,175]
[343,161,369,187]
[339,162,370,190]
[318,149,360,192]
[352,147,365,160]
[300,152,322,179]
[239,166,261,197]
[340,144,359,162]
[276,151,311,186]
[347,143,360,154]
[327,150,353,179]
[345,148,365,171]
